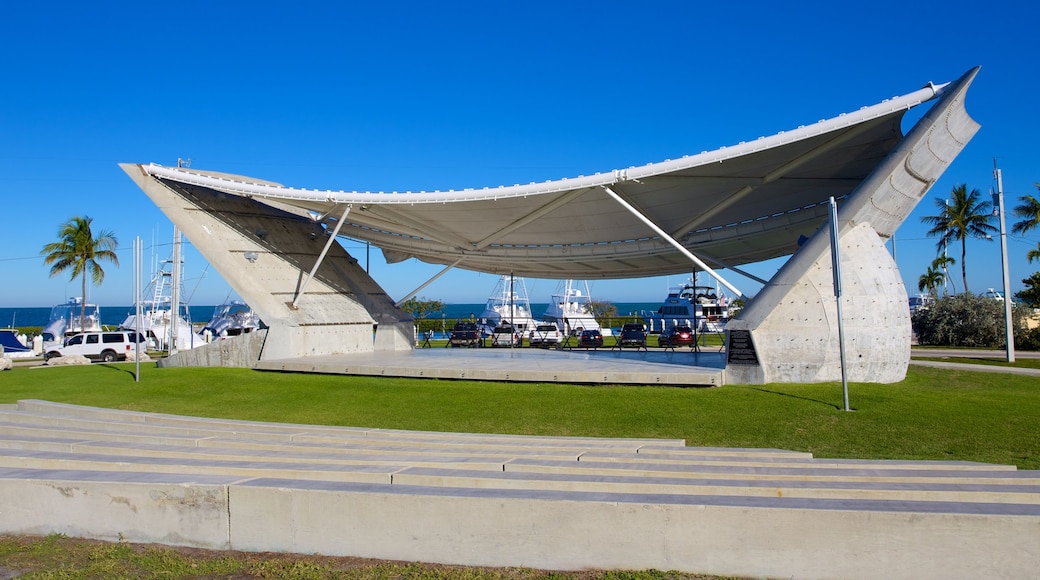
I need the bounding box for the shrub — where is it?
[912,293,1015,348]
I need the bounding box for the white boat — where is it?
[477,275,538,336]
[541,280,601,336]
[641,279,731,334]
[119,261,199,351]
[42,297,101,347]
[0,328,36,358]
[200,300,262,340]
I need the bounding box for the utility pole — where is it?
[993,160,1015,363]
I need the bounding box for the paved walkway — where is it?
[910,348,1040,377]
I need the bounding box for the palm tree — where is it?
[41,216,120,329]
[917,266,945,294]
[1028,243,1040,264]
[1011,185,1040,236]
[930,254,957,295]
[920,184,997,293]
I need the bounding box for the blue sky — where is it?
[2,1,1038,308]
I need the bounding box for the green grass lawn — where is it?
[2,362,1037,469]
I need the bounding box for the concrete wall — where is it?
[159,330,267,368]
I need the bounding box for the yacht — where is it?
[641,280,731,334]
[42,297,101,347]
[541,280,601,336]
[477,275,538,336]
[118,261,199,351]
[200,300,262,340]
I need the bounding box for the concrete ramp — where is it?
[0,400,1036,579]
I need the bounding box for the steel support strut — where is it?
[292,203,352,309]
[602,185,744,298]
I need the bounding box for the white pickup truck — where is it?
[528,323,562,348]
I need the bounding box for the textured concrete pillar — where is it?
[725,68,980,384]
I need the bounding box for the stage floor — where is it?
[256,345,727,386]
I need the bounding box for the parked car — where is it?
[491,323,522,347]
[617,323,647,348]
[577,329,603,348]
[448,322,481,347]
[44,331,148,363]
[658,325,695,348]
[529,324,562,348]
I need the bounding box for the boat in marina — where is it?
[540,280,601,336]
[200,299,262,340]
[118,261,199,351]
[42,297,102,347]
[477,275,538,336]
[640,279,731,334]
[0,328,36,358]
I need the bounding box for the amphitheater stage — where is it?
[254,345,728,386]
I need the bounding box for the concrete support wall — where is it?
[159,330,268,368]
[725,68,980,384]
[725,223,910,384]
[121,165,414,362]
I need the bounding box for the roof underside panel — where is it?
[134,80,941,280]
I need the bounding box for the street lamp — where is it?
[993,162,1015,363]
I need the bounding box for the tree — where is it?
[398,297,446,319]
[1010,185,1040,236]
[588,300,617,318]
[920,184,997,293]
[929,255,957,294]
[1015,272,1040,308]
[918,266,945,294]
[41,216,119,329]
[1028,243,1040,264]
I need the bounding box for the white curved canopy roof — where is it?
[136,80,947,280]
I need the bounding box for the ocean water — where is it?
[0,306,221,329]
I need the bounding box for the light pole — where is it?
[993,161,1015,363]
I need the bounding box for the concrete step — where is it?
[390,466,1040,504]
[7,400,686,451]
[1,401,1037,579]
[503,458,1040,486]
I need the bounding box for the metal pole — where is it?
[994,162,1015,363]
[170,228,181,355]
[829,197,850,411]
[134,237,141,382]
[293,204,352,309]
[601,186,744,298]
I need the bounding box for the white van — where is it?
[45,331,148,363]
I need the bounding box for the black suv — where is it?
[577,329,603,348]
[617,323,647,348]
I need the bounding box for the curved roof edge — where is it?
[136,81,947,205]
